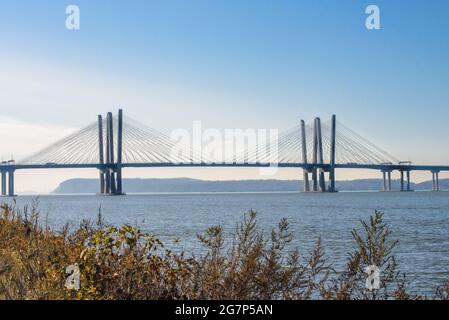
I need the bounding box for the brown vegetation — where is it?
[0,202,447,300]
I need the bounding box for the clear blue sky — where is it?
[0,0,449,191]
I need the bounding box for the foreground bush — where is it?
[0,202,447,300]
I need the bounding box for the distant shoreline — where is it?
[9,190,447,198]
[50,177,448,194]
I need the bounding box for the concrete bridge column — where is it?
[382,170,393,192]
[110,171,116,194]
[107,112,117,195]
[435,171,440,191]
[105,113,111,195]
[400,171,405,192]
[432,171,440,191]
[103,112,119,195]
[104,169,111,194]
[311,169,318,191]
[432,172,436,191]
[300,120,310,192]
[98,115,106,194]
[316,118,326,192]
[406,171,411,192]
[100,170,106,194]
[1,171,6,196]
[329,115,337,192]
[382,171,387,191]
[312,118,318,192]
[387,171,391,191]
[8,170,15,197]
[116,109,123,195]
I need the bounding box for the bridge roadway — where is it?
[1,162,447,197]
[1,162,449,171]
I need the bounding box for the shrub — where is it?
[0,203,446,300]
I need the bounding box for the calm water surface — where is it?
[2,191,449,296]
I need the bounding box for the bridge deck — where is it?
[2,163,449,172]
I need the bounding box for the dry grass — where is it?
[0,203,447,300]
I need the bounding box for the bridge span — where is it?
[1,110,447,196]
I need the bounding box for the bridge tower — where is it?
[98,109,124,196]
[98,115,105,194]
[311,117,327,192]
[300,120,310,192]
[305,117,331,193]
[316,118,326,192]
[107,112,117,194]
[312,118,318,191]
[329,114,337,192]
[116,109,123,195]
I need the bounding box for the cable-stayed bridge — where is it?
[1,109,448,196]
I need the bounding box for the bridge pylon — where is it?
[301,115,337,193]
[98,109,124,196]
[329,115,337,192]
[315,117,326,192]
[98,114,106,194]
[300,120,310,192]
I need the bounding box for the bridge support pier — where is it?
[432,172,435,191]
[400,171,405,192]
[381,170,393,192]
[406,171,411,191]
[436,172,440,191]
[388,171,392,191]
[104,169,111,194]
[110,171,116,194]
[0,170,15,197]
[8,170,15,197]
[100,171,105,194]
[432,171,440,191]
[1,171,6,196]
